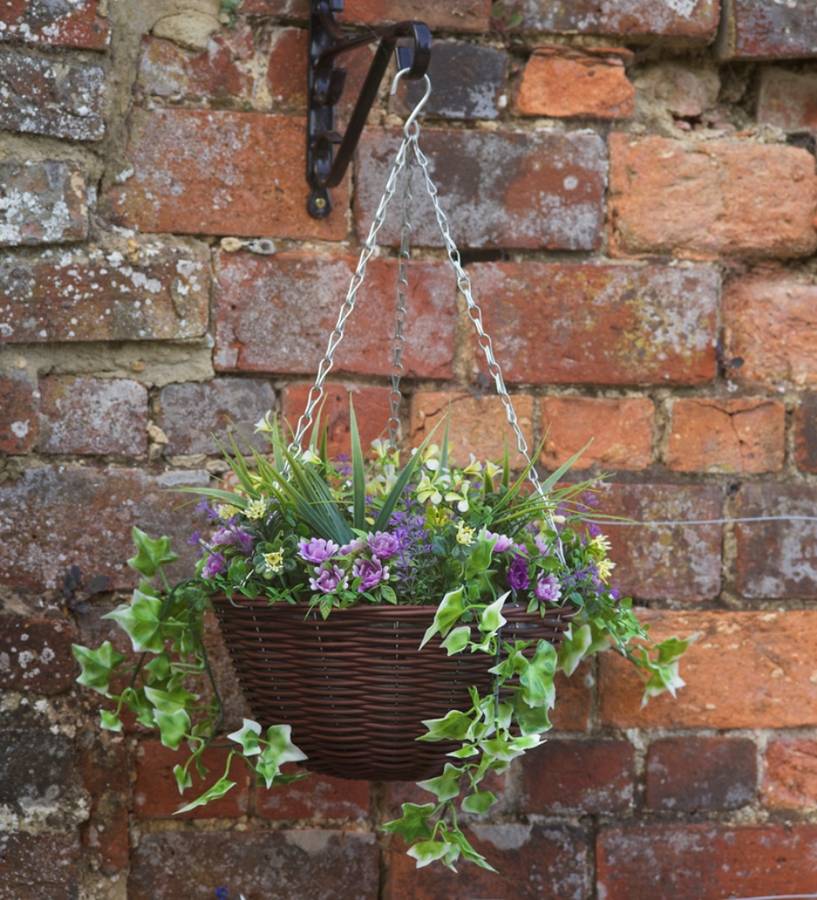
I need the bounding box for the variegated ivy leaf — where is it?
[519,640,557,709]
[420,587,465,649]
[172,763,193,794]
[461,790,497,815]
[227,718,263,756]
[478,592,508,635]
[102,589,164,653]
[418,709,473,743]
[382,802,435,842]
[558,623,593,677]
[407,840,450,869]
[417,763,463,802]
[441,625,471,656]
[99,709,122,732]
[72,641,124,696]
[264,724,307,766]
[174,776,236,815]
[154,708,190,750]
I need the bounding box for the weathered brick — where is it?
[646,737,757,811]
[597,824,817,899]
[600,483,724,602]
[0,615,77,695]
[409,390,533,466]
[796,393,817,473]
[38,376,148,457]
[0,50,105,140]
[496,0,719,40]
[634,61,720,121]
[551,665,594,732]
[107,109,347,240]
[0,239,210,343]
[135,741,249,819]
[0,0,109,49]
[666,397,785,473]
[157,378,276,456]
[214,251,455,377]
[385,824,590,899]
[720,0,817,60]
[763,738,817,810]
[520,739,635,814]
[256,768,370,821]
[0,160,88,246]
[129,830,380,900]
[609,134,817,258]
[393,41,508,120]
[0,373,37,452]
[600,610,817,729]
[515,46,634,119]
[472,263,719,386]
[0,466,206,591]
[734,483,817,599]
[723,272,817,387]
[79,737,130,873]
[355,129,606,250]
[0,832,80,900]
[0,729,74,811]
[281,381,392,459]
[540,397,654,470]
[757,68,817,132]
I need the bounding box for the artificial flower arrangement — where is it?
[73,404,689,873]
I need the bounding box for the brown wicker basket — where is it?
[212,597,577,782]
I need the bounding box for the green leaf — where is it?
[103,590,164,653]
[461,790,497,815]
[264,724,308,765]
[656,635,695,665]
[174,776,236,815]
[100,709,123,732]
[417,763,463,802]
[519,640,557,709]
[447,828,497,872]
[441,625,471,656]
[173,763,193,794]
[479,592,508,634]
[349,397,366,530]
[127,527,178,578]
[154,707,190,750]
[558,623,593,677]
[382,802,435,842]
[464,539,494,579]
[227,718,263,756]
[407,840,449,869]
[420,587,466,649]
[72,641,124,695]
[419,709,473,743]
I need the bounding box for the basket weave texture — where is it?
[213,597,578,782]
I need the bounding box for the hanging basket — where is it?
[213,597,577,782]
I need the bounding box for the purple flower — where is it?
[483,530,513,553]
[298,537,340,564]
[507,555,530,592]
[587,522,602,538]
[187,530,202,546]
[581,491,600,509]
[211,526,254,555]
[367,531,400,560]
[534,534,550,556]
[610,586,621,601]
[340,537,366,556]
[352,556,389,591]
[309,565,347,594]
[202,552,226,579]
[534,574,562,604]
[195,498,218,521]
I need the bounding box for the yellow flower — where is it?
[596,557,615,583]
[262,549,284,574]
[245,499,267,520]
[456,521,475,546]
[217,503,239,520]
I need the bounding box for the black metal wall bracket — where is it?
[306,0,431,218]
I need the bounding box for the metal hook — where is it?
[390,69,432,136]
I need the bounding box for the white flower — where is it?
[245,499,267,520]
[456,522,475,546]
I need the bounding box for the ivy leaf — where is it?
[558,623,592,677]
[479,592,508,635]
[99,709,122,732]
[441,625,471,656]
[461,790,497,815]
[264,724,308,765]
[447,828,497,872]
[227,718,263,756]
[513,699,552,736]
[103,590,164,653]
[464,539,494,579]
[418,709,473,743]
[519,640,557,709]
[72,641,124,696]
[173,763,193,794]
[407,840,449,869]
[417,763,462,802]
[382,802,435,842]
[446,744,479,759]
[657,635,695,665]
[174,776,236,815]
[154,708,190,750]
[420,588,465,649]
[127,527,178,578]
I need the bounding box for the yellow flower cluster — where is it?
[262,549,284,574]
[245,499,268,520]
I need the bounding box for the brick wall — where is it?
[1,1,817,898]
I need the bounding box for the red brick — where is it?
[520,739,635,814]
[281,381,392,459]
[129,830,380,900]
[0,832,80,900]
[724,272,817,387]
[597,824,817,899]
[734,483,817,599]
[598,483,723,602]
[666,397,785,473]
[0,239,210,343]
[0,614,78,694]
[796,393,817,473]
[609,134,817,259]
[409,390,534,466]
[135,740,249,819]
[385,823,590,899]
[472,262,719,386]
[600,610,817,729]
[38,376,148,457]
[157,377,276,456]
[107,110,347,240]
[763,739,817,810]
[720,0,817,60]
[0,50,105,141]
[256,767,370,820]
[634,61,720,121]
[241,0,492,31]
[0,160,88,246]
[540,397,654,470]
[515,46,634,119]
[0,0,109,49]
[496,0,719,39]
[214,251,455,378]
[355,129,606,250]
[758,68,817,131]
[646,737,757,811]
[551,665,594,732]
[0,465,206,591]
[79,738,130,873]
[0,373,37,452]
